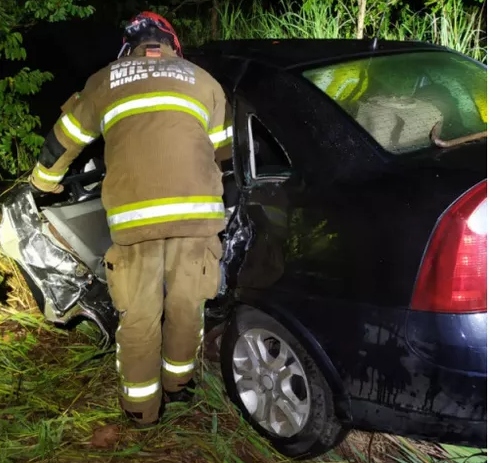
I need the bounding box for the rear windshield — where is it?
[302,51,487,154]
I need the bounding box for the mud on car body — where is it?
[0,39,486,459]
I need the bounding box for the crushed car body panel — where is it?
[0,183,118,346]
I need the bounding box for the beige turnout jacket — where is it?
[33,43,233,245]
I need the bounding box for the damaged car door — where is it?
[0,165,118,346]
[211,89,295,314]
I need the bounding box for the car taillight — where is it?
[411,180,487,313]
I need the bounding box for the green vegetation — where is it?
[0,0,487,461]
[215,0,486,62]
[442,445,488,463]
[0,0,94,178]
[0,0,486,179]
[0,256,487,462]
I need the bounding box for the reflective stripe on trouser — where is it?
[121,377,161,403]
[105,240,166,423]
[161,302,204,387]
[160,236,222,392]
[105,236,222,419]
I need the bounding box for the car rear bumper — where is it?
[406,311,487,374]
[351,398,487,447]
[392,310,487,446]
[348,310,486,446]
[350,348,486,446]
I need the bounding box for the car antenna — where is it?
[370,7,388,51]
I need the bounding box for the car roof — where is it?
[189,38,446,70]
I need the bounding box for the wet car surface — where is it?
[189,39,487,455]
[0,39,486,459]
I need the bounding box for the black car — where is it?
[0,39,486,459]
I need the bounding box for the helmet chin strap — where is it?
[117,42,131,59]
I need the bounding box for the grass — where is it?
[0,3,487,459]
[211,0,487,62]
[1,0,486,457]
[0,256,487,463]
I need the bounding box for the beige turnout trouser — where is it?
[104,236,222,423]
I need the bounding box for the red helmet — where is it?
[123,11,182,57]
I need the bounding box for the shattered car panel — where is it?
[219,198,253,295]
[0,184,92,314]
[0,184,118,347]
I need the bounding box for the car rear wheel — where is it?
[220,305,343,459]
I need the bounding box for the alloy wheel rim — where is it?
[232,328,311,438]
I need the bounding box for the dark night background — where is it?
[1,0,487,145]
[0,2,487,461]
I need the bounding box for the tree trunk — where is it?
[211,0,218,40]
[356,0,367,39]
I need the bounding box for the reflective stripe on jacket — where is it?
[107,196,225,232]
[33,43,233,244]
[101,92,211,134]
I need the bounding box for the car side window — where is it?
[248,115,292,180]
[302,51,487,154]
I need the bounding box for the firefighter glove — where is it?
[29,174,64,194]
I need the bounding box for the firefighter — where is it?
[29,11,233,427]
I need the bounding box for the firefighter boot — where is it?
[166,379,196,404]
[125,402,165,429]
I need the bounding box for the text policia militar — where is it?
[110,59,196,88]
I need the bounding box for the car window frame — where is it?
[246,113,293,184]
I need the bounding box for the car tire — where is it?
[220,305,343,459]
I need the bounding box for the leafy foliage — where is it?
[216,0,486,62]
[0,0,486,178]
[0,0,94,178]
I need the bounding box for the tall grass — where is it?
[1,255,485,462]
[213,0,487,62]
[427,0,487,61]
[0,1,486,462]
